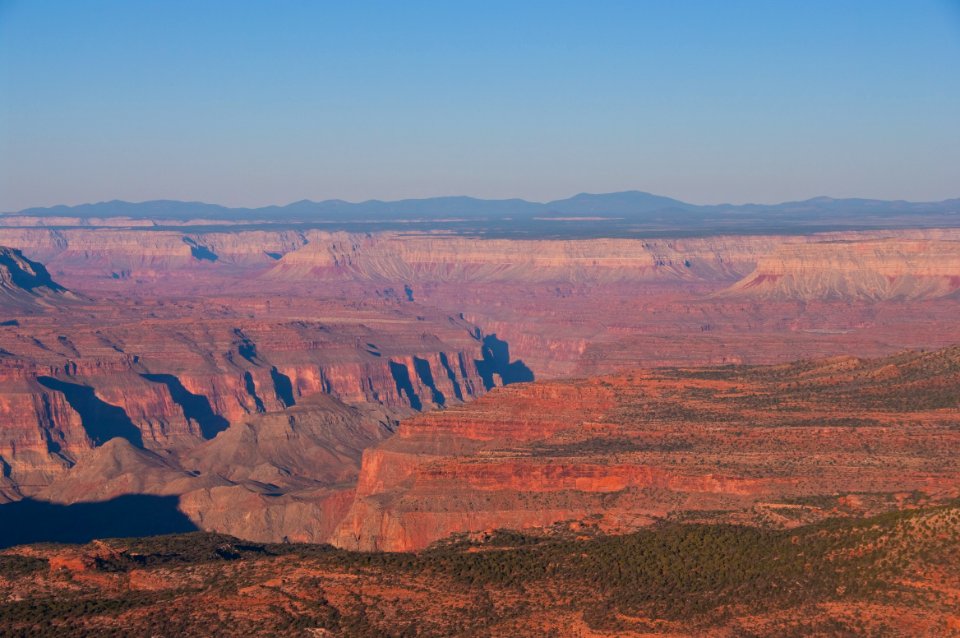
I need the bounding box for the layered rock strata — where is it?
[332,346,960,551]
[722,238,960,300]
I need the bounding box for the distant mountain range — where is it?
[5,192,960,237]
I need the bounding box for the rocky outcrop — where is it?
[0,242,558,543]
[332,346,960,551]
[0,246,74,312]
[0,288,496,488]
[183,393,397,488]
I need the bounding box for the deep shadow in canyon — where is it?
[475,334,535,390]
[438,352,464,400]
[0,250,67,293]
[182,237,218,262]
[36,377,143,448]
[141,373,230,439]
[0,495,197,549]
[269,366,296,408]
[242,371,266,413]
[389,361,423,410]
[413,357,445,406]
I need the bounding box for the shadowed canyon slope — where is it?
[0,241,520,540]
[0,246,74,312]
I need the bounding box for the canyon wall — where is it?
[332,347,960,551]
[3,226,960,290]
[0,308,489,497]
[0,246,75,312]
[723,238,960,300]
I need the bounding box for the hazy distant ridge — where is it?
[10,191,959,222]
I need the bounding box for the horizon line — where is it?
[6,190,960,216]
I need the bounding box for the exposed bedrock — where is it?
[0,243,548,541]
[721,238,960,300]
[0,228,311,286]
[17,393,396,543]
[0,245,76,313]
[0,326,492,496]
[4,226,958,290]
[331,346,960,551]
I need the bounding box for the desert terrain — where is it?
[1,208,959,635]
[2,503,959,637]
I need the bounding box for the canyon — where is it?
[0,211,959,636]
[1,220,960,548]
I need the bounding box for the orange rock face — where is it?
[332,347,960,551]
[0,299,489,487]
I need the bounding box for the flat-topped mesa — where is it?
[721,238,960,300]
[268,234,770,283]
[5,226,960,293]
[331,346,960,551]
[0,227,773,285]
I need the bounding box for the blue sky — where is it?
[1,0,958,210]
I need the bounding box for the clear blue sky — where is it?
[1,0,958,211]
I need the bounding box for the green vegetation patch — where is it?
[0,554,47,578]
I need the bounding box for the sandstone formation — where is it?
[332,346,960,551]
[4,225,960,379]
[722,238,960,300]
[0,306,487,483]
[1,225,958,291]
